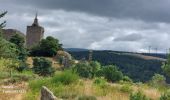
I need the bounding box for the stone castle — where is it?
[2,13,44,48]
[26,13,44,48]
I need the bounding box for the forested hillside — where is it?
[69,50,168,82]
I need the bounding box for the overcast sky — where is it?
[0,0,170,53]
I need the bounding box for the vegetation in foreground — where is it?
[1,11,170,100]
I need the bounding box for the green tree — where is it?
[73,62,93,78]
[30,36,62,57]
[73,61,101,78]
[102,65,123,82]
[0,11,7,28]
[32,57,55,76]
[10,34,28,61]
[149,74,166,88]
[0,37,17,58]
[162,54,170,77]
[130,91,151,100]
[10,34,29,71]
[89,61,101,78]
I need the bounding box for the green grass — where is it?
[0,70,37,84]
[25,70,82,99]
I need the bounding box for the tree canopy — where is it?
[30,36,62,57]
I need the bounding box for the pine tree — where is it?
[162,53,170,77]
[0,11,7,28]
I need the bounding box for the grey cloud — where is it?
[114,33,143,42]
[3,0,170,23]
[1,0,170,53]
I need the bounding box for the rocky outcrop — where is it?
[40,86,57,100]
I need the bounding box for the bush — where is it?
[102,65,123,82]
[52,70,79,85]
[29,78,50,93]
[120,84,132,93]
[30,36,62,57]
[73,61,101,78]
[149,74,166,88]
[122,76,133,83]
[93,77,107,86]
[89,61,101,78]
[32,57,55,76]
[73,62,93,78]
[160,90,170,100]
[130,91,151,100]
[78,95,97,100]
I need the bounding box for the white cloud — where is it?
[2,8,170,53]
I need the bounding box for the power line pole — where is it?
[148,46,151,54]
[155,48,158,54]
[88,50,93,62]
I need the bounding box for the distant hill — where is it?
[68,50,169,82]
[64,48,89,52]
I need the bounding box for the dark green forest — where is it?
[68,50,169,82]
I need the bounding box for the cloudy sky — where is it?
[0,0,170,53]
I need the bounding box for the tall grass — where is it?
[25,70,81,99]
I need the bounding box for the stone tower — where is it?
[26,13,44,48]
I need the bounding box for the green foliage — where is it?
[52,70,79,85]
[93,77,107,87]
[69,51,163,82]
[122,76,133,83]
[160,90,170,100]
[130,91,151,100]
[90,61,101,78]
[78,95,97,100]
[149,74,166,88]
[73,62,93,78]
[120,84,132,93]
[30,36,62,57]
[73,61,101,78]
[0,37,17,58]
[102,65,123,82]
[32,57,55,76]
[29,78,50,92]
[27,70,80,99]
[0,11,7,28]
[10,34,29,71]
[162,54,170,77]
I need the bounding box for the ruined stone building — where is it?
[2,13,44,48]
[26,13,44,48]
[1,29,25,40]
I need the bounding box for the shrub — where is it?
[29,78,50,93]
[30,36,62,57]
[73,62,93,78]
[73,61,101,78]
[130,91,151,100]
[149,74,166,88]
[52,70,79,85]
[95,69,104,77]
[32,57,55,76]
[78,95,97,100]
[89,61,101,78]
[160,90,170,100]
[102,65,123,82]
[120,84,132,93]
[122,76,133,83]
[94,77,107,86]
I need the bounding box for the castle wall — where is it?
[26,25,44,48]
